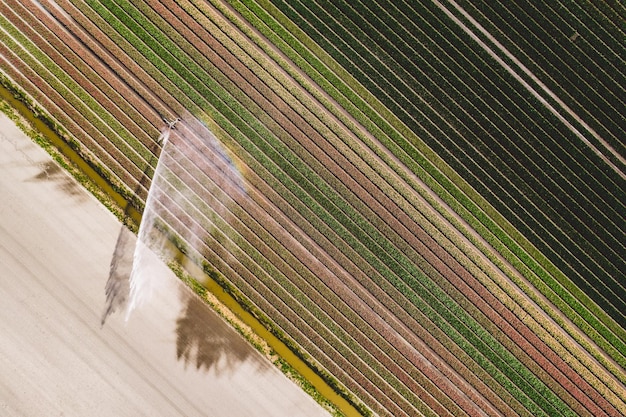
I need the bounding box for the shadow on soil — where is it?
[175,291,264,375]
[31,160,88,200]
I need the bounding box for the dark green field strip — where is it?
[5,0,159,168]
[0,24,147,201]
[442,0,626,172]
[449,0,626,175]
[241,0,624,402]
[452,0,625,156]
[476,0,626,117]
[587,0,626,22]
[268,0,624,342]
[545,0,626,86]
[359,0,614,228]
[226,0,626,395]
[368,0,626,360]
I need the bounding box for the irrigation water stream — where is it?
[125,120,176,321]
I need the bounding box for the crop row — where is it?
[235,0,624,376]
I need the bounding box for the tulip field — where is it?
[1,0,624,416]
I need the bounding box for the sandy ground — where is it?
[0,113,329,417]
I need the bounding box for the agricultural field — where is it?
[1,0,624,416]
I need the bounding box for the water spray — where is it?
[125,116,181,321]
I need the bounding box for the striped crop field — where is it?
[1,0,624,416]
